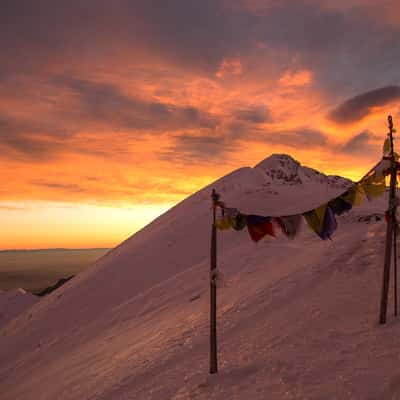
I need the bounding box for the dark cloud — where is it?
[234,105,271,124]
[160,133,233,163]
[0,1,100,77]
[127,1,253,71]
[329,86,400,124]
[250,3,400,94]
[2,135,56,158]
[256,4,354,52]
[54,77,218,131]
[1,0,400,96]
[261,128,328,148]
[161,126,327,165]
[0,115,62,159]
[340,130,378,154]
[1,0,396,80]
[30,181,85,193]
[0,77,219,160]
[0,0,252,77]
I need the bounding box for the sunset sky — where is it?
[1,0,400,249]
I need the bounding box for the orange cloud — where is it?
[216,59,243,79]
[279,70,313,87]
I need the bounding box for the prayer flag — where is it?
[215,216,233,230]
[232,213,247,231]
[319,206,337,240]
[361,177,386,200]
[304,204,337,240]
[275,215,302,239]
[328,197,352,215]
[373,159,391,179]
[223,208,247,230]
[383,138,390,155]
[341,185,364,206]
[303,204,327,235]
[246,215,275,242]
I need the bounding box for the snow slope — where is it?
[0,154,399,399]
[0,288,38,329]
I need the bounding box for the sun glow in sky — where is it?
[1,0,400,249]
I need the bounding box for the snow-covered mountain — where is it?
[0,154,398,400]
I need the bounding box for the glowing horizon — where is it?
[0,152,384,250]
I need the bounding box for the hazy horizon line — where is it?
[0,247,111,253]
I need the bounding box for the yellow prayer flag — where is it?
[364,182,386,198]
[383,138,390,155]
[342,185,365,206]
[353,184,365,206]
[361,175,386,199]
[215,216,233,230]
[303,204,327,235]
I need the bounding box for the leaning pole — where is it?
[380,115,397,324]
[210,189,219,373]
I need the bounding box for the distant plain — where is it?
[0,248,110,293]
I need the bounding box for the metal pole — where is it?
[380,115,396,324]
[210,189,218,373]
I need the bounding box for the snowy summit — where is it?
[255,154,351,188]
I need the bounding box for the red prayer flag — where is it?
[246,215,275,242]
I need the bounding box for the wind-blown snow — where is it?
[0,154,399,399]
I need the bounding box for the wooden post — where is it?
[394,218,398,316]
[210,189,219,374]
[394,171,398,317]
[380,115,397,324]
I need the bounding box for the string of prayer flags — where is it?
[213,156,390,242]
[246,215,275,242]
[274,215,302,239]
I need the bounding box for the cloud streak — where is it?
[329,86,400,124]
[234,105,271,124]
[340,130,378,154]
[54,77,219,132]
[259,128,328,148]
